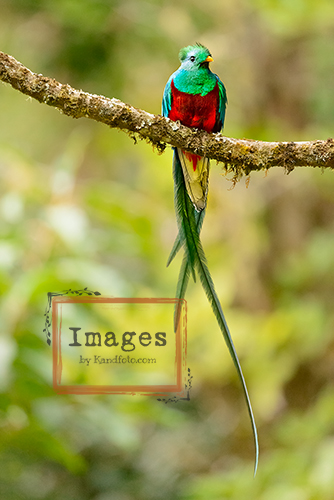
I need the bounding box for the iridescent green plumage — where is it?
[163,45,259,474]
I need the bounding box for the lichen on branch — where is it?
[1,49,334,175]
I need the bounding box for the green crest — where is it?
[178,43,211,62]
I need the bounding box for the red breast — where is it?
[169,79,221,133]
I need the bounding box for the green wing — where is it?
[216,75,227,130]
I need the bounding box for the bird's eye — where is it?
[190,56,195,62]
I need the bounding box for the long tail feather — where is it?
[174,252,190,332]
[172,150,198,283]
[173,210,205,331]
[173,151,259,475]
[167,209,205,267]
[166,232,183,268]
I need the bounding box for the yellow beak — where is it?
[205,56,213,63]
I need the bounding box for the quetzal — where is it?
[162,43,259,473]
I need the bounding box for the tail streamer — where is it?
[171,149,259,475]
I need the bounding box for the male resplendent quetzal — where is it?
[162,44,259,473]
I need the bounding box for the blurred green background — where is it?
[2,0,334,498]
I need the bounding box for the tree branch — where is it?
[1,50,334,175]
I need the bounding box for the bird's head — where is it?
[178,43,213,72]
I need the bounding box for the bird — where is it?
[162,43,259,474]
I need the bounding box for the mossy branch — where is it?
[1,50,334,175]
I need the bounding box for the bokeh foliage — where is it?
[2,0,334,498]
